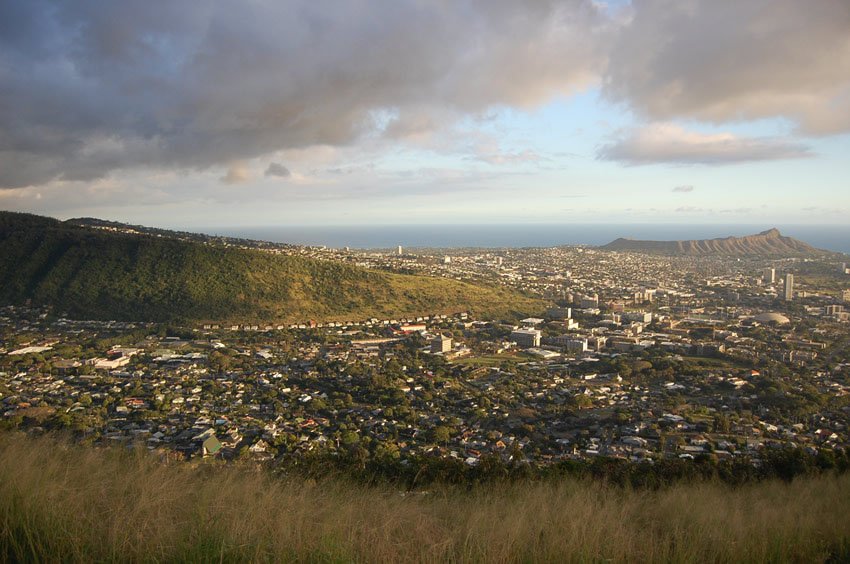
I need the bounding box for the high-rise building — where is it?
[623,311,652,324]
[510,328,541,348]
[634,289,654,303]
[397,245,403,256]
[430,334,452,353]
[784,273,794,301]
[580,293,599,309]
[763,268,775,284]
[546,306,572,320]
[550,335,588,352]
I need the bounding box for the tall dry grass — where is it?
[1,432,848,562]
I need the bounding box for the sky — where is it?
[1,0,849,229]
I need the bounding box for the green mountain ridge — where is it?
[0,212,541,323]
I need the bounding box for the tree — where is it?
[373,441,400,462]
[432,425,452,445]
[713,413,731,434]
[341,430,359,446]
[571,394,593,410]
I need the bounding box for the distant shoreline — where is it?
[196,223,850,254]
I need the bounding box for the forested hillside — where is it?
[0,212,540,323]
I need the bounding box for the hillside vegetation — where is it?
[602,228,823,256]
[0,433,848,562]
[0,212,541,323]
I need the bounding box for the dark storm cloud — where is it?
[0,0,606,188]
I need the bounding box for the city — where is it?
[3,233,848,474]
[2,0,850,560]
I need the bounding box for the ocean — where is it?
[201,224,850,254]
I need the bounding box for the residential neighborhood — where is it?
[2,244,848,472]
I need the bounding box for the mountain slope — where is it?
[0,212,541,323]
[600,229,823,256]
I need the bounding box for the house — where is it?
[202,435,222,457]
[90,356,131,370]
[249,440,270,454]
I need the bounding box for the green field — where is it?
[797,275,848,297]
[449,353,528,367]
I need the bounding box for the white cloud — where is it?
[597,123,812,165]
[672,185,694,193]
[0,0,608,189]
[220,163,251,184]
[604,0,850,135]
[470,150,544,166]
[3,0,848,198]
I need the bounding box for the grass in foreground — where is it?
[1,433,849,562]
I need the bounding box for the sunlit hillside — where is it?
[0,212,542,324]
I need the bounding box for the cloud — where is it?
[672,185,694,193]
[0,0,607,189]
[3,0,847,192]
[604,0,850,135]
[220,163,250,184]
[597,123,812,165]
[265,162,291,178]
[470,150,544,165]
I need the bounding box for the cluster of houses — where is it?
[1,296,848,466]
[2,242,849,465]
